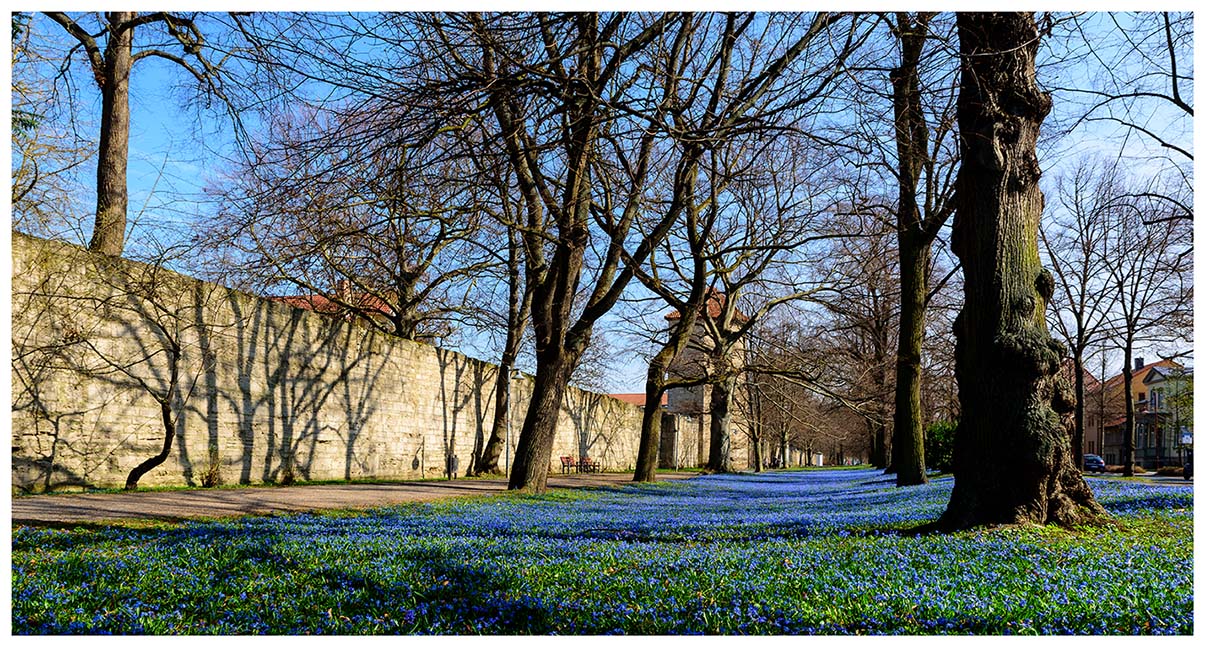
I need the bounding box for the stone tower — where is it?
[663,290,750,469]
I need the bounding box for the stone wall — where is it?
[10,233,648,492]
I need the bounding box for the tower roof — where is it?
[664,288,749,323]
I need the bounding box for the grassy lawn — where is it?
[11,468,1192,635]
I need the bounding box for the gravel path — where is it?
[10,471,697,526]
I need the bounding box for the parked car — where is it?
[1083,454,1106,473]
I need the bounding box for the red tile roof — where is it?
[1098,359,1180,393]
[609,392,669,407]
[269,291,394,318]
[664,288,749,323]
[1059,358,1101,390]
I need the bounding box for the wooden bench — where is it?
[560,456,576,474]
[578,457,600,473]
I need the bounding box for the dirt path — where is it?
[10,471,698,526]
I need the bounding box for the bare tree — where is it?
[1040,157,1119,470]
[812,211,899,470]
[11,13,94,242]
[437,12,868,491]
[470,202,534,476]
[693,187,865,474]
[742,315,878,469]
[883,12,960,486]
[205,106,496,344]
[1051,12,1193,223]
[41,11,229,257]
[622,13,868,480]
[1098,180,1193,477]
[833,12,960,483]
[455,13,684,492]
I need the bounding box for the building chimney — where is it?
[1134,357,1145,371]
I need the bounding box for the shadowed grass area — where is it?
[11,468,1192,635]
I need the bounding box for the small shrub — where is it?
[1156,466,1184,477]
[1106,465,1147,474]
[201,445,223,488]
[924,420,957,473]
[200,464,222,488]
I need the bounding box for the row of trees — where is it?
[12,12,1192,528]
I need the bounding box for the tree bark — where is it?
[889,13,936,486]
[507,345,582,492]
[125,340,180,490]
[893,233,930,485]
[870,418,889,469]
[939,12,1104,529]
[474,348,518,476]
[707,372,736,473]
[634,356,670,482]
[90,12,135,257]
[1071,348,1086,470]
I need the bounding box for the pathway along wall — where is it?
[10,233,649,492]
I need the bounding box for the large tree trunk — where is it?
[507,348,581,492]
[939,12,1103,529]
[633,358,669,482]
[893,235,930,485]
[502,15,600,494]
[890,14,933,486]
[90,12,134,257]
[707,373,736,473]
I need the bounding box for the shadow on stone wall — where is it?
[11,237,392,491]
[566,391,638,470]
[11,233,653,491]
[436,349,492,479]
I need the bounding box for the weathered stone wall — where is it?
[10,233,647,492]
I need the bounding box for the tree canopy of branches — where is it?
[40,11,230,257]
[1097,180,1193,476]
[207,107,495,343]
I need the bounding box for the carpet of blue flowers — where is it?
[11,468,1193,635]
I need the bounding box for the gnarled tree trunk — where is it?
[939,12,1104,529]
